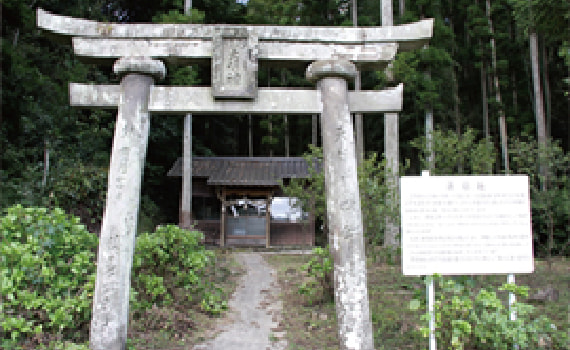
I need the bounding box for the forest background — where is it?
[1,0,569,254]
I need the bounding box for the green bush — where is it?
[281,145,326,244]
[131,224,227,315]
[200,288,228,316]
[411,127,497,175]
[410,277,567,349]
[282,146,404,249]
[358,152,404,249]
[0,205,97,346]
[48,163,107,232]
[509,135,570,257]
[298,246,334,305]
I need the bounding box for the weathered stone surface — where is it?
[69,84,404,114]
[37,8,433,51]
[90,59,164,350]
[308,60,374,350]
[384,112,399,174]
[260,42,397,65]
[72,38,398,68]
[384,112,400,247]
[306,60,357,82]
[69,84,119,108]
[349,85,402,112]
[73,38,211,60]
[113,57,166,81]
[181,114,192,229]
[212,28,258,99]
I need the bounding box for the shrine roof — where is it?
[167,157,318,186]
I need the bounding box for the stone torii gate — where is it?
[37,8,432,350]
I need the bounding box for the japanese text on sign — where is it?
[400,175,534,276]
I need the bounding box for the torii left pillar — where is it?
[90,57,166,350]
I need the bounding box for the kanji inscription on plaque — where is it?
[212,28,258,99]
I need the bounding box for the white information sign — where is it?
[401,175,534,276]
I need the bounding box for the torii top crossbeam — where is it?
[37,8,432,47]
[37,8,432,101]
[37,8,432,67]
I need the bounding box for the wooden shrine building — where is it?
[168,157,315,247]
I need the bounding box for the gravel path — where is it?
[193,252,287,350]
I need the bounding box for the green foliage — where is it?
[282,146,405,249]
[152,9,205,24]
[509,135,570,256]
[507,0,569,43]
[411,128,497,175]
[358,152,405,249]
[35,341,91,350]
[200,288,228,316]
[411,129,569,256]
[410,277,567,349]
[48,163,108,231]
[246,0,351,26]
[297,247,333,305]
[260,115,284,151]
[131,225,227,315]
[1,214,230,347]
[0,205,97,346]
[1,0,114,201]
[282,145,326,241]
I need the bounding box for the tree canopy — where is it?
[2,0,568,235]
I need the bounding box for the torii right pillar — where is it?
[307,60,374,350]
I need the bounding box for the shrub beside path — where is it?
[193,252,287,350]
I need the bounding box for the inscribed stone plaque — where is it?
[212,28,258,99]
[400,175,534,276]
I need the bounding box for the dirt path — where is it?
[193,252,287,350]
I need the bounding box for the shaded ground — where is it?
[127,251,568,350]
[266,253,569,350]
[192,252,287,350]
[127,251,244,349]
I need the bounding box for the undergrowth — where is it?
[410,276,568,349]
[1,206,232,349]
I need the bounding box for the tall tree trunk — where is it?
[511,71,517,116]
[449,17,461,137]
[425,108,434,170]
[452,68,462,171]
[399,0,405,20]
[448,13,462,171]
[42,139,50,188]
[481,62,490,138]
[486,0,509,173]
[541,38,551,138]
[185,0,192,19]
[529,27,549,237]
[13,28,19,47]
[381,0,393,26]
[529,31,546,150]
[509,19,518,118]
[476,0,489,139]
